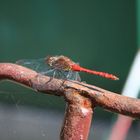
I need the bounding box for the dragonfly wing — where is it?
[16,59,81,81]
[63,71,81,81]
[72,72,81,81]
[16,58,51,73]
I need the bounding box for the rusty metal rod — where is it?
[0,63,140,119]
[60,89,93,140]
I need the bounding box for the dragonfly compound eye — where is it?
[45,56,52,66]
[46,56,58,67]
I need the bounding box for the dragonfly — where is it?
[16,55,119,81]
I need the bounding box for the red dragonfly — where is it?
[16,55,119,81]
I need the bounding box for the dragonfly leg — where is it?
[75,72,81,81]
[66,71,81,81]
[43,71,57,86]
[45,69,58,83]
[52,70,57,78]
[66,71,73,80]
[29,74,43,91]
[45,70,56,83]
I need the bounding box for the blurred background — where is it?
[0,0,139,140]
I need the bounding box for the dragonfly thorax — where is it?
[45,55,75,71]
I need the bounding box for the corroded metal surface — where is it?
[60,90,93,140]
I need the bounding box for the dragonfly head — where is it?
[45,56,57,67]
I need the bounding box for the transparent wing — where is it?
[16,58,51,74]
[75,72,81,81]
[69,71,81,81]
[60,71,81,81]
[16,58,81,81]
